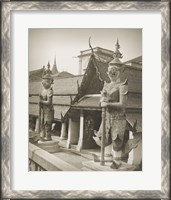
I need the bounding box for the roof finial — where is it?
[89,37,95,55]
[52,53,58,74]
[116,38,120,50]
[47,61,50,69]
[44,61,52,76]
[54,53,56,66]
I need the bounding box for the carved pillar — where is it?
[77,110,84,151]
[35,117,39,132]
[128,131,134,164]
[128,131,142,166]
[67,118,79,148]
[60,121,67,140]
[30,160,37,171]
[37,165,42,171]
[132,132,142,166]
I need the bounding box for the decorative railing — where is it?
[29,143,79,171]
[29,159,46,171]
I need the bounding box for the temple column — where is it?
[132,132,142,166]
[60,121,67,140]
[35,117,39,132]
[128,131,134,164]
[77,110,84,151]
[67,118,79,148]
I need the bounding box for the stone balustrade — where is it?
[29,159,46,171]
[29,142,79,171]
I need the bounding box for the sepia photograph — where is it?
[1,0,169,198]
[29,28,142,171]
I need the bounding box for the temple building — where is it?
[78,47,114,75]
[124,56,142,68]
[29,56,73,81]
[29,40,142,166]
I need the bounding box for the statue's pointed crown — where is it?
[109,38,123,67]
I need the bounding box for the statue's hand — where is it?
[40,99,44,104]
[39,100,44,106]
[101,102,108,107]
[39,94,43,99]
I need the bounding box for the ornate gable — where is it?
[73,55,105,103]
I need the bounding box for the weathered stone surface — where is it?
[29,143,79,171]
[37,140,60,153]
[92,153,113,162]
[82,160,136,171]
[29,160,37,171]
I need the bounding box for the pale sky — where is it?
[29,28,142,75]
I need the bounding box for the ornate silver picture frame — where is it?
[1,1,170,199]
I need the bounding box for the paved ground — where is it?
[53,150,90,169]
[51,135,102,170]
[30,133,139,171]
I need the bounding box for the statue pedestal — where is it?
[92,144,113,162]
[82,160,137,171]
[37,140,60,153]
[92,154,113,162]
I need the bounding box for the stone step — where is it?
[70,150,93,160]
[59,140,67,148]
[51,136,71,149]
[37,140,60,153]
[70,144,77,150]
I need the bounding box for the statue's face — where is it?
[108,67,120,82]
[42,79,51,89]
